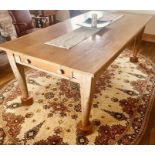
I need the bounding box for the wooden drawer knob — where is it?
[57,69,64,75]
[25,59,31,64]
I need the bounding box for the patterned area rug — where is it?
[0,50,155,145]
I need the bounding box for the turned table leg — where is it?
[130,27,145,63]
[7,54,33,106]
[77,75,95,135]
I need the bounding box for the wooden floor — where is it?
[0,41,155,144]
[139,41,155,145]
[0,51,14,88]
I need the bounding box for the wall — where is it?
[56,10,70,21]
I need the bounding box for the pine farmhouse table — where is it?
[0,11,152,135]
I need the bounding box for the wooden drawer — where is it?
[15,55,73,78]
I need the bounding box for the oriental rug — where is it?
[0,50,155,145]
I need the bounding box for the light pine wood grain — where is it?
[77,75,95,134]
[0,11,152,134]
[7,54,33,105]
[0,11,152,76]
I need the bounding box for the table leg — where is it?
[77,75,95,135]
[130,27,145,63]
[7,54,33,106]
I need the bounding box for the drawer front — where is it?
[15,55,73,78]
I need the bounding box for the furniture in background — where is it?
[8,10,47,37]
[29,10,59,27]
[0,11,151,135]
[40,10,58,25]
[0,32,11,42]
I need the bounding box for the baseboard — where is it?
[142,33,155,43]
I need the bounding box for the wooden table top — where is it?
[0,11,152,76]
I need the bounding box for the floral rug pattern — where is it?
[0,50,155,145]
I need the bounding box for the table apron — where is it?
[13,54,91,84]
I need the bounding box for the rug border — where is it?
[131,55,155,144]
